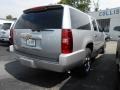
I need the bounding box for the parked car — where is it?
[0,21,14,43]
[0,19,7,29]
[11,4,105,73]
[98,26,111,41]
[104,32,111,41]
[116,39,120,72]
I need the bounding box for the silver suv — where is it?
[11,4,105,73]
[0,21,14,42]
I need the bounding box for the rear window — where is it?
[15,8,63,29]
[1,23,11,30]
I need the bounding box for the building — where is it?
[89,7,120,40]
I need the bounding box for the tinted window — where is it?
[1,23,11,30]
[92,20,98,31]
[70,8,91,30]
[15,8,63,29]
[114,26,120,31]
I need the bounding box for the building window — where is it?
[97,19,110,32]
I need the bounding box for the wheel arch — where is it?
[82,39,94,51]
[85,42,94,52]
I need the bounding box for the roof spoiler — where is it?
[24,5,63,14]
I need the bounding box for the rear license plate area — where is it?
[26,39,36,47]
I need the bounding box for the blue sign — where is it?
[99,8,120,16]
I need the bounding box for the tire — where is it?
[70,48,91,76]
[116,63,120,76]
[117,64,120,72]
[100,44,106,54]
[116,54,120,73]
[82,48,91,74]
[90,56,96,63]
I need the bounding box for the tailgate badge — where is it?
[20,33,32,40]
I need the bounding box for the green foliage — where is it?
[6,15,13,20]
[58,0,91,12]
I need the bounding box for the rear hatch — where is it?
[14,5,63,61]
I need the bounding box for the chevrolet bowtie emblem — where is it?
[20,33,32,40]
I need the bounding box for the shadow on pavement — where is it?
[60,54,119,90]
[5,61,69,88]
[5,54,119,90]
[0,42,9,47]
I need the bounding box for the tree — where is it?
[6,15,13,20]
[58,0,91,12]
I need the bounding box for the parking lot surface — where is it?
[0,41,119,90]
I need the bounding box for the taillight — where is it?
[24,6,47,13]
[9,29,14,45]
[31,6,47,11]
[61,29,73,54]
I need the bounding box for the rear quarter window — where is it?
[70,8,91,30]
[15,8,63,30]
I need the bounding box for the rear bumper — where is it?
[16,49,85,72]
[0,37,9,42]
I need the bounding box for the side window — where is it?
[92,20,98,31]
[113,26,120,32]
[70,8,91,30]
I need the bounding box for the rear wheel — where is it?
[83,48,91,74]
[116,52,120,73]
[117,64,120,72]
[116,50,120,77]
[70,48,91,76]
[116,63,120,76]
[100,43,106,54]
[100,47,105,54]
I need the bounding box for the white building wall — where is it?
[89,7,120,40]
[89,7,120,19]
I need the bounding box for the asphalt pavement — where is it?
[0,41,119,90]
